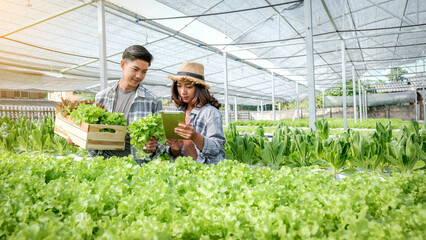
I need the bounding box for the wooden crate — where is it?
[54,113,127,150]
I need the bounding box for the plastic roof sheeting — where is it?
[0,0,425,106]
[0,68,98,92]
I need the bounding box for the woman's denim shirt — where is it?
[166,104,226,164]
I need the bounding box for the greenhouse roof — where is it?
[374,75,426,92]
[0,0,425,105]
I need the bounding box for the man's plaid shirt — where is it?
[90,82,164,163]
[96,82,162,125]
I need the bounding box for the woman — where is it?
[166,61,226,164]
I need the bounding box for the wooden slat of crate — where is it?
[54,114,126,150]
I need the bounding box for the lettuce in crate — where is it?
[70,103,126,127]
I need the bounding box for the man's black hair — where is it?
[122,45,153,66]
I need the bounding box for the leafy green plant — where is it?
[288,129,314,167]
[69,103,126,134]
[385,137,425,172]
[372,122,392,148]
[323,138,350,176]
[254,125,282,170]
[100,111,127,126]
[49,135,73,156]
[2,153,425,239]
[0,116,79,155]
[384,123,426,172]
[252,126,267,151]
[346,130,383,171]
[315,118,330,140]
[420,124,426,154]
[255,125,265,138]
[128,113,165,159]
[55,98,95,117]
[259,136,288,170]
[273,124,293,156]
[70,103,109,125]
[226,134,259,165]
[16,133,30,152]
[355,122,394,172]
[0,123,17,152]
[28,121,51,153]
[231,118,411,130]
[224,123,239,144]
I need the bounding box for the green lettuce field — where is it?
[1,116,425,239]
[1,153,425,239]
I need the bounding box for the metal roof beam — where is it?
[224,28,426,53]
[392,0,410,59]
[1,1,93,38]
[104,0,295,102]
[263,0,340,84]
[366,0,420,30]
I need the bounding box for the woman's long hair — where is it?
[171,80,221,109]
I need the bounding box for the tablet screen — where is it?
[160,111,185,139]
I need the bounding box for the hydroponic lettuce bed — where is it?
[1,153,425,239]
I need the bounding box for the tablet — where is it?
[160,111,185,139]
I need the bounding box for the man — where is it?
[69,45,163,163]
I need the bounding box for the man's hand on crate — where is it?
[66,137,79,147]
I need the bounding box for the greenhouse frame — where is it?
[1,0,426,128]
[1,1,426,239]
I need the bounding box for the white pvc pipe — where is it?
[364,89,367,119]
[271,71,276,121]
[223,52,229,125]
[304,0,316,130]
[358,77,363,122]
[234,96,238,121]
[322,90,325,118]
[98,0,107,90]
[423,83,426,125]
[341,40,347,130]
[352,66,357,123]
[415,90,418,122]
[296,82,300,120]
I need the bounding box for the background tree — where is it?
[386,67,408,82]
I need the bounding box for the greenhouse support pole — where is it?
[98,0,107,90]
[415,90,418,122]
[304,0,316,130]
[423,81,426,125]
[271,71,276,121]
[234,96,238,121]
[361,88,364,120]
[422,86,426,125]
[423,86,426,125]
[278,102,281,120]
[296,82,300,120]
[364,88,367,119]
[322,91,325,118]
[261,100,264,120]
[358,77,363,122]
[341,41,347,130]
[352,66,357,123]
[223,52,229,126]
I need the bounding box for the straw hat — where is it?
[168,61,210,89]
